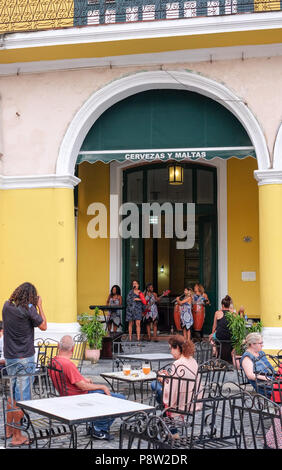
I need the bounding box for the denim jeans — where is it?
[150,380,163,405]
[87,389,126,432]
[5,356,35,402]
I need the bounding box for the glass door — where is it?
[122,163,218,334]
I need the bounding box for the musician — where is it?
[106,285,122,334]
[126,280,143,342]
[193,283,210,339]
[143,283,160,343]
[194,284,210,305]
[176,288,194,341]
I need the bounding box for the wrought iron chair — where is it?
[230,391,282,449]
[34,338,59,368]
[197,358,234,398]
[187,381,242,449]
[124,382,241,450]
[153,362,199,416]
[46,358,69,397]
[234,364,250,390]
[1,360,76,448]
[268,349,282,368]
[213,338,233,363]
[112,338,146,371]
[194,341,214,364]
[1,361,54,448]
[119,411,181,449]
[70,334,87,372]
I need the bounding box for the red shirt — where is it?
[49,355,88,396]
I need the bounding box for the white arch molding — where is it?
[273,122,282,171]
[56,70,270,320]
[56,70,270,176]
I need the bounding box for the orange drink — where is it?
[123,364,131,376]
[142,361,151,375]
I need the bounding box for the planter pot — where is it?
[85,348,101,363]
[232,350,242,369]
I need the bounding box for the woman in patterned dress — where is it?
[143,283,160,342]
[193,283,210,339]
[176,288,194,341]
[106,285,122,334]
[126,280,144,341]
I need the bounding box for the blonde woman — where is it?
[240,333,275,397]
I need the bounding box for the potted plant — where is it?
[225,312,263,369]
[78,307,106,363]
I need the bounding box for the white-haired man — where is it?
[50,335,125,441]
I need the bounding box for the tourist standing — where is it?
[2,282,47,446]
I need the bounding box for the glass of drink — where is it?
[142,361,151,375]
[123,363,131,376]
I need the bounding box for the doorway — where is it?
[122,162,217,334]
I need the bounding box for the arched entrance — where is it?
[72,79,267,334]
[78,86,256,333]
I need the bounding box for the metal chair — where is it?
[230,391,282,449]
[213,339,233,363]
[112,338,146,371]
[188,381,241,449]
[153,362,199,417]
[34,338,59,368]
[197,358,234,398]
[1,360,74,448]
[71,334,87,372]
[268,349,282,368]
[119,411,180,449]
[123,382,241,450]
[46,358,69,397]
[194,341,214,364]
[234,364,250,390]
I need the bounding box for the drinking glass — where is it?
[123,363,131,376]
[142,361,151,375]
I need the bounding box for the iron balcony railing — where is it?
[0,0,281,34]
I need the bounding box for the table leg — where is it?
[69,424,77,448]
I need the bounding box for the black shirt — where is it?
[216,311,232,341]
[2,301,43,359]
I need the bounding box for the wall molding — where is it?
[3,12,282,51]
[1,43,282,76]
[273,122,282,170]
[254,169,282,185]
[0,174,80,190]
[262,327,282,350]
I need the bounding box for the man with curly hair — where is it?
[2,282,47,446]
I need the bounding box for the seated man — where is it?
[49,335,125,441]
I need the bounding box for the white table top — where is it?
[16,393,154,425]
[116,353,173,361]
[101,369,157,382]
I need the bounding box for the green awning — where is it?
[77,147,255,164]
[78,89,256,165]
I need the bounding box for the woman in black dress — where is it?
[209,295,233,362]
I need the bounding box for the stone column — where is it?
[254,169,282,351]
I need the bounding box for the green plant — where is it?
[78,307,106,350]
[225,312,263,356]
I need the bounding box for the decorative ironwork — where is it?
[0,0,281,34]
[230,391,282,449]
[120,411,178,448]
